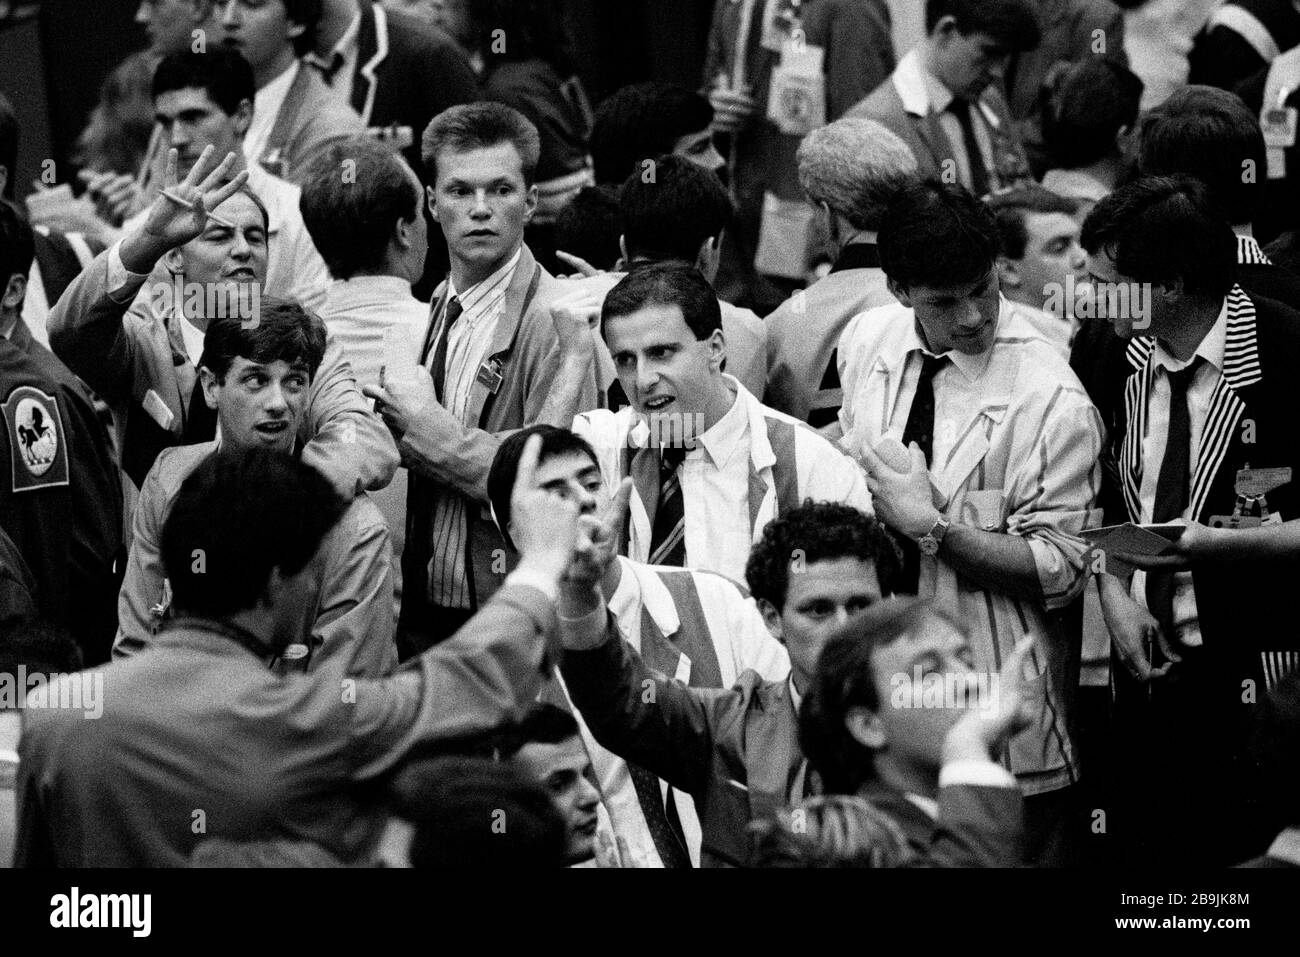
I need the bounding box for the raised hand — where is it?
[943,635,1037,764]
[566,478,633,588]
[510,435,584,584]
[121,146,249,273]
[549,286,604,360]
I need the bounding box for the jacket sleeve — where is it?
[824,0,896,121]
[308,500,398,678]
[398,307,598,501]
[113,454,170,659]
[347,582,559,779]
[46,249,146,407]
[12,732,59,867]
[561,622,748,798]
[300,335,400,500]
[914,784,1026,867]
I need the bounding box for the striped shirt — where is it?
[427,249,522,608]
[839,298,1104,794]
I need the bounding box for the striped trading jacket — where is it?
[838,298,1104,795]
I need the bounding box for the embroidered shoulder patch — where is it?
[4,385,70,492]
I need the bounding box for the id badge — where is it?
[766,40,825,136]
[1235,466,1292,498]
[477,358,504,394]
[1262,107,1298,148]
[754,191,815,279]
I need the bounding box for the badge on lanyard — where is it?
[477,357,504,394]
[1235,465,1291,498]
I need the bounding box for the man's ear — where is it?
[233,98,253,138]
[886,277,912,308]
[285,20,306,41]
[696,235,722,283]
[996,256,1021,289]
[426,185,439,221]
[931,14,960,45]
[523,183,539,223]
[162,247,185,277]
[707,326,726,372]
[198,365,221,410]
[618,234,629,266]
[757,598,784,642]
[2,273,27,312]
[0,163,9,198]
[1156,276,1184,303]
[845,705,887,750]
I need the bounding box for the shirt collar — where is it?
[255,60,299,111]
[894,47,937,116]
[694,379,748,469]
[903,792,939,820]
[1153,297,1228,376]
[448,247,522,312]
[899,299,1005,382]
[1266,827,1300,866]
[787,673,803,711]
[327,274,416,303]
[304,11,361,67]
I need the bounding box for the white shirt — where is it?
[427,249,522,608]
[903,760,1019,821]
[678,381,755,583]
[1133,300,1229,648]
[305,11,361,110]
[244,61,300,167]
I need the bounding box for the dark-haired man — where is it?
[987,185,1087,355]
[563,155,767,401]
[797,596,1033,866]
[574,261,870,583]
[115,301,397,677]
[14,436,582,866]
[1080,176,1300,866]
[487,425,790,867]
[504,703,603,867]
[590,81,724,187]
[207,0,365,181]
[838,181,1103,864]
[49,145,396,495]
[362,103,598,653]
[848,0,1040,197]
[554,489,899,867]
[126,49,330,311]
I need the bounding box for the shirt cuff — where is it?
[503,567,558,604]
[557,602,609,651]
[938,759,1018,790]
[107,239,154,304]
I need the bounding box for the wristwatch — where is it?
[917,515,951,556]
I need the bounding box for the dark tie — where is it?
[183,375,217,444]
[648,445,688,566]
[948,98,991,198]
[314,51,346,85]
[897,353,949,594]
[627,764,692,867]
[430,296,464,404]
[1146,361,1202,636]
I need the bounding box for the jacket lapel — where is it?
[353,0,388,126]
[464,249,542,429]
[1119,286,1261,523]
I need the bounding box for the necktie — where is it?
[648,445,689,566]
[947,98,991,198]
[430,296,464,404]
[627,764,692,867]
[1146,361,1202,636]
[897,353,949,594]
[183,375,218,444]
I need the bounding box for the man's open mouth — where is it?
[255,421,290,436]
[644,396,674,411]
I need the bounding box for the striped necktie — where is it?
[431,296,464,404]
[648,445,688,566]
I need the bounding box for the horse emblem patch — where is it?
[4,385,70,492]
